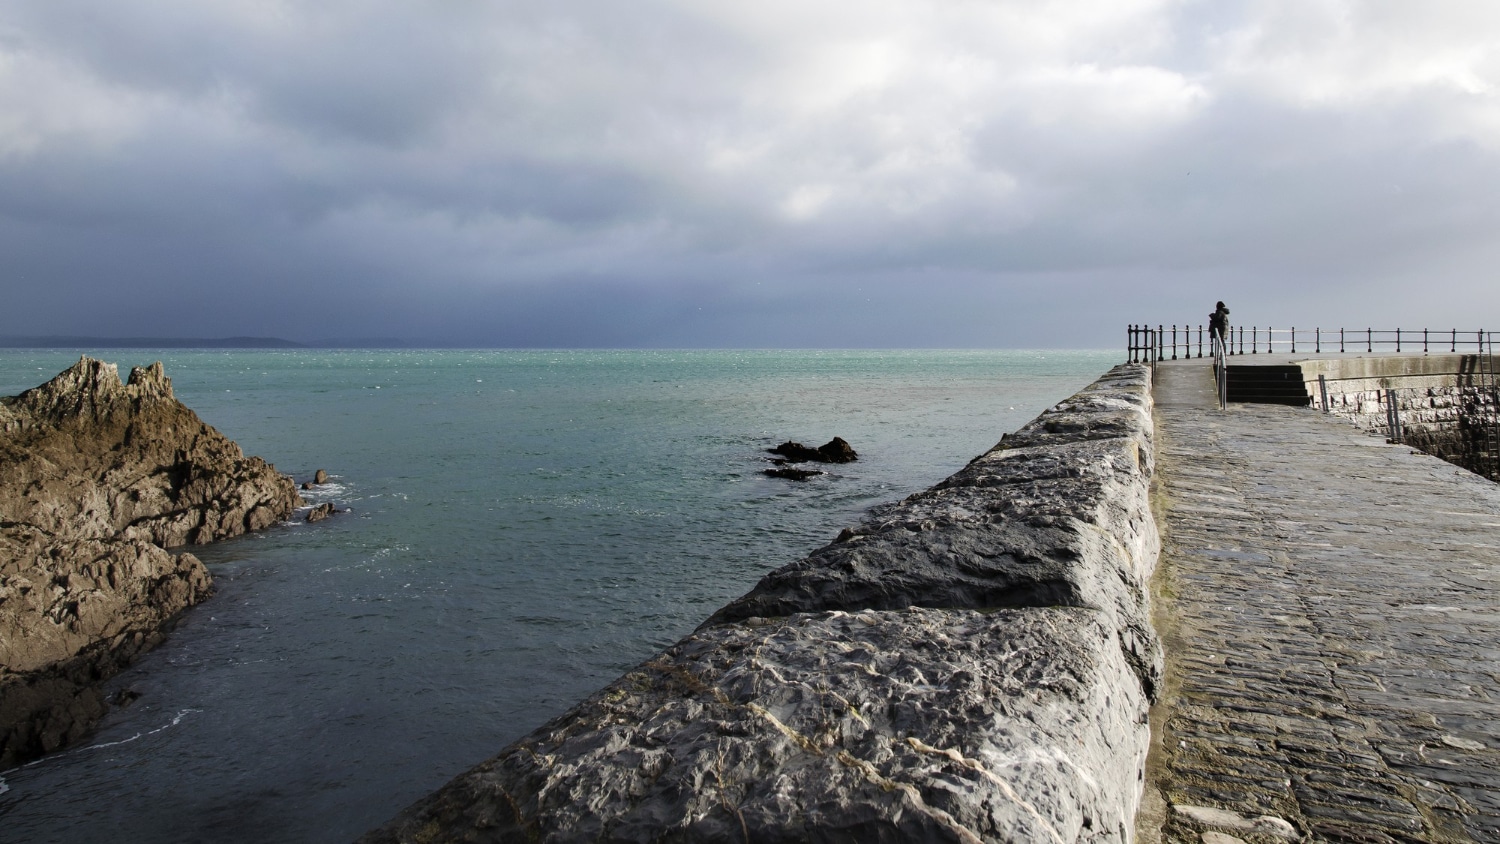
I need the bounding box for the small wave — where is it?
[73,709,201,754]
[1,710,201,777]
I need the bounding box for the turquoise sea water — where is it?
[0,348,1119,843]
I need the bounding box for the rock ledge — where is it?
[0,357,301,765]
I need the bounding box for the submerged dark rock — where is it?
[0,357,302,766]
[763,467,823,481]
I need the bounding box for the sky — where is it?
[3,1,1500,348]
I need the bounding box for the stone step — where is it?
[1226,365,1310,405]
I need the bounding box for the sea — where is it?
[0,348,1119,843]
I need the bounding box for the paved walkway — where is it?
[1144,361,1500,843]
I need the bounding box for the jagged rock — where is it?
[763,467,823,481]
[816,436,858,463]
[314,469,328,485]
[0,357,302,766]
[305,502,337,523]
[362,364,1162,842]
[767,437,859,464]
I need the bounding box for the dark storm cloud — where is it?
[4,1,1500,347]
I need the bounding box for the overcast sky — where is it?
[3,1,1499,347]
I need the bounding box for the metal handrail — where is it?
[1212,332,1227,410]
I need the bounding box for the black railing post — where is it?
[1251,327,1257,354]
[1396,327,1402,353]
[1237,326,1243,356]
[1316,327,1321,354]
[1367,328,1372,353]
[1172,325,1178,360]
[1424,328,1429,354]
[1340,328,1345,353]
[1292,326,1297,354]
[1158,325,1165,361]
[1452,328,1457,353]
[1197,325,1204,358]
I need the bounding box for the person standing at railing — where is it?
[1209,301,1230,355]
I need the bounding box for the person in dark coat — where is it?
[1209,301,1230,349]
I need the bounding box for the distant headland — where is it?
[0,336,415,349]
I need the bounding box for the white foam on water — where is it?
[67,709,202,755]
[0,709,202,781]
[301,481,351,499]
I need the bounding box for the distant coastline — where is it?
[0,336,414,349]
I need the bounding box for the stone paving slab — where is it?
[1144,363,1500,843]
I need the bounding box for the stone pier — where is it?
[356,356,1500,842]
[1142,359,1500,842]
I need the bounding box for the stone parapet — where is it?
[362,364,1162,843]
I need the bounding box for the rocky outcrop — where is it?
[768,437,859,463]
[306,502,338,522]
[0,357,302,766]
[362,364,1159,843]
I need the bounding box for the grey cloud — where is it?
[3,1,1500,347]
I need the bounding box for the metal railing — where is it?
[1127,325,1494,362]
[1127,325,1160,377]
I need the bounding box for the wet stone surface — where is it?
[1149,366,1500,843]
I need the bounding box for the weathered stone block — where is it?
[363,607,1150,844]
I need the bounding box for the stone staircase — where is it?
[1225,364,1310,405]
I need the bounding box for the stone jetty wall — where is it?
[1295,355,1498,475]
[0,357,302,766]
[363,363,1162,843]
